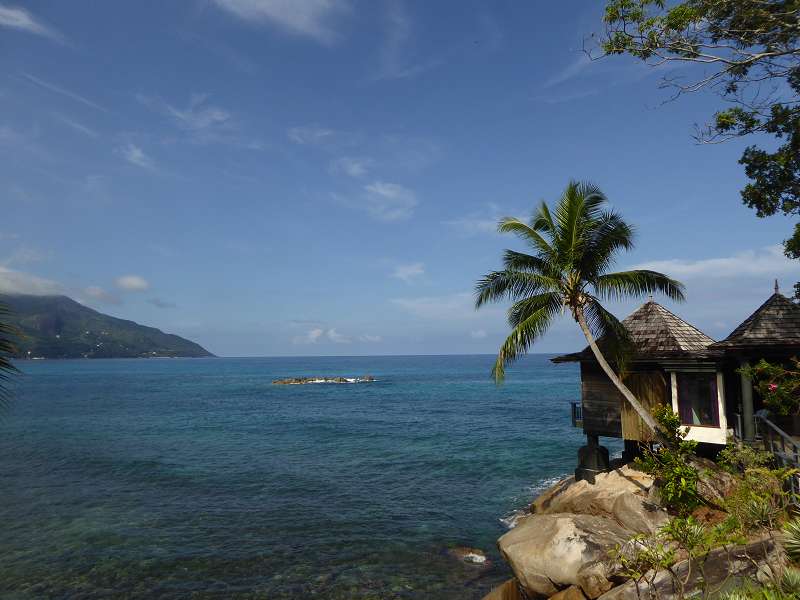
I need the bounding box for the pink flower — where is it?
[768,383,778,392]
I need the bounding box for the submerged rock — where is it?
[448,546,489,567]
[481,578,525,600]
[497,513,630,598]
[272,375,376,385]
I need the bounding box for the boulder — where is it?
[481,579,525,600]
[549,585,587,600]
[689,457,738,509]
[498,513,631,598]
[531,466,667,534]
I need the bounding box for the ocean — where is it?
[0,354,609,599]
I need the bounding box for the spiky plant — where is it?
[475,181,685,434]
[782,518,800,562]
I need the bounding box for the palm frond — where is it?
[497,217,556,259]
[583,297,635,373]
[579,211,635,279]
[501,249,552,274]
[593,270,686,303]
[492,294,561,382]
[0,303,19,411]
[531,200,557,236]
[475,271,559,308]
[507,292,562,328]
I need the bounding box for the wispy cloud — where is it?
[0,266,62,295]
[470,329,487,339]
[361,181,417,221]
[0,4,63,42]
[542,53,591,89]
[51,113,98,138]
[391,292,478,321]
[22,73,106,112]
[292,326,352,344]
[534,88,599,104]
[359,334,382,343]
[392,262,424,283]
[115,274,150,291]
[375,0,444,80]
[148,297,176,309]
[84,285,122,305]
[118,143,155,169]
[211,0,350,45]
[443,203,504,235]
[634,246,799,279]
[329,156,372,178]
[138,93,231,132]
[288,125,335,145]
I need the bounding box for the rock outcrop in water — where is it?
[483,464,781,600]
[272,375,376,385]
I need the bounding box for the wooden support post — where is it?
[741,360,755,441]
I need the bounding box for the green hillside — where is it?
[0,294,214,359]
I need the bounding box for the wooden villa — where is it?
[553,282,800,482]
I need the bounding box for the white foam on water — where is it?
[499,474,569,529]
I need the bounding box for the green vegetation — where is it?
[619,439,799,598]
[601,0,800,296]
[740,358,800,416]
[635,406,700,513]
[0,294,213,359]
[474,180,684,435]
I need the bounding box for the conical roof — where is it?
[710,293,800,349]
[552,300,715,362]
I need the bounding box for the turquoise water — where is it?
[0,355,597,599]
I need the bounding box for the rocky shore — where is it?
[482,463,782,600]
[272,375,376,385]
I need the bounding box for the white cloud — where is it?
[392,262,424,283]
[293,327,324,344]
[288,125,335,145]
[0,4,62,42]
[359,334,382,343]
[118,143,154,169]
[84,286,121,305]
[326,328,351,343]
[212,0,350,44]
[292,327,352,344]
[115,275,150,291]
[22,73,105,112]
[362,181,417,221]
[634,246,799,279]
[329,156,372,178]
[391,292,481,321]
[3,245,49,266]
[0,266,62,295]
[470,329,487,339]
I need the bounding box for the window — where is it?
[677,373,719,427]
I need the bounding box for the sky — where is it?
[0,0,798,357]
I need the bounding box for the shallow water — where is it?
[0,354,609,599]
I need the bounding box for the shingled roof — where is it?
[710,292,800,349]
[552,300,715,363]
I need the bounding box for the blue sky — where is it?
[0,0,798,357]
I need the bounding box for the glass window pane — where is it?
[677,373,719,426]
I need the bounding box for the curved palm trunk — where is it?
[574,306,662,438]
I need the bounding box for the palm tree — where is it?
[0,303,18,409]
[475,181,685,434]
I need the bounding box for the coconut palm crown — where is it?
[475,181,685,433]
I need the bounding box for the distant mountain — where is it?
[0,294,214,359]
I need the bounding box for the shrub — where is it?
[635,405,699,513]
[739,358,800,417]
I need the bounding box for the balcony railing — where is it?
[571,401,583,428]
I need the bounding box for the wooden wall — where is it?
[581,362,669,442]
